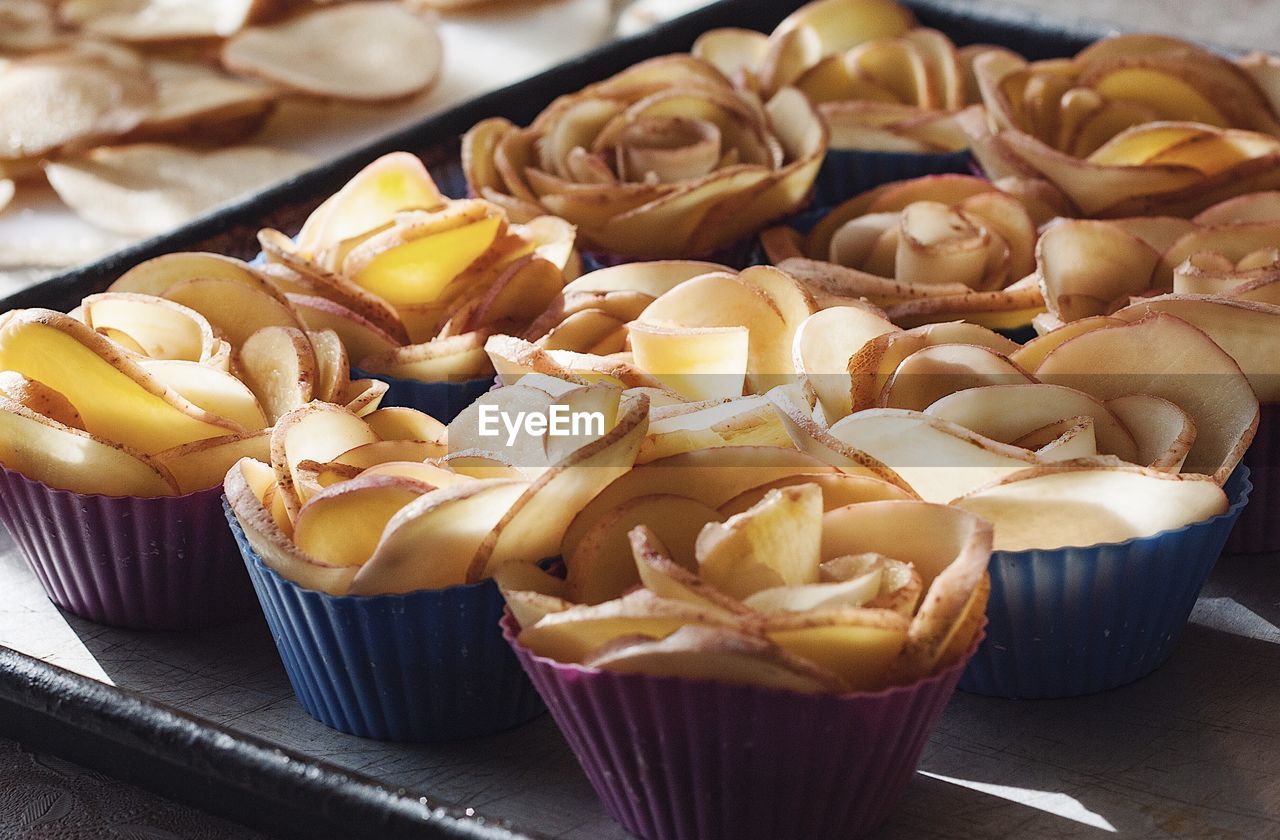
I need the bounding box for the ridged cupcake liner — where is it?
[226,502,544,742]
[0,465,255,630]
[351,367,493,423]
[579,236,764,274]
[505,613,983,840]
[1225,403,1278,554]
[960,466,1252,699]
[812,148,974,210]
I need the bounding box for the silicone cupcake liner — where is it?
[579,236,763,274]
[1225,403,1279,554]
[351,367,493,423]
[812,148,974,210]
[0,465,255,630]
[960,466,1252,700]
[505,612,983,840]
[226,502,543,742]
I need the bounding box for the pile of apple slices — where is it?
[0,300,377,498]
[105,152,579,388]
[225,380,651,596]
[504,478,992,694]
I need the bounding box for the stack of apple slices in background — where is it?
[225,378,650,596]
[504,479,992,694]
[0,298,382,497]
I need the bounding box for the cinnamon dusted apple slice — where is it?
[1035,313,1258,482]
[954,463,1229,551]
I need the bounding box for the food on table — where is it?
[461,54,827,259]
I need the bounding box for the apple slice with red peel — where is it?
[1035,313,1258,482]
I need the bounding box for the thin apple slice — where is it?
[567,494,723,605]
[269,402,379,522]
[237,326,318,425]
[954,463,1229,551]
[0,396,177,496]
[1106,394,1197,472]
[696,484,824,598]
[0,309,237,453]
[224,458,356,594]
[585,624,844,693]
[1035,313,1258,482]
[925,383,1139,462]
[293,473,435,570]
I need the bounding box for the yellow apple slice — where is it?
[81,292,219,363]
[629,525,751,617]
[585,624,845,693]
[469,393,649,579]
[696,484,824,598]
[828,408,1039,503]
[0,309,237,453]
[755,607,909,692]
[157,431,269,495]
[1035,313,1258,482]
[224,458,356,595]
[879,343,1035,411]
[954,463,1229,551]
[0,372,83,429]
[269,402,379,521]
[629,322,749,402]
[352,479,530,595]
[518,589,738,665]
[293,473,435,570]
[1105,394,1196,472]
[925,383,1139,462]
[0,396,177,496]
[793,305,897,422]
[237,326,318,425]
[163,274,304,347]
[567,493,723,605]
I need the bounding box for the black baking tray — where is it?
[0,2,1104,838]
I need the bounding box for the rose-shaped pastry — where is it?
[764,174,1044,329]
[967,35,1280,218]
[462,55,827,260]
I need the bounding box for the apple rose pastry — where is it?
[0,300,379,629]
[224,385,649,741]
[765,174,1045,331]
[502,473,989,839]
[462,55,827,261]
[966,35,1280,218]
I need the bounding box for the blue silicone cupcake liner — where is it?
[960,466,1252,699]
[0,465,255,630]
[1225,403,1278,554]
[225,500,544,742]
[350,367,493,423]
[812,148,974,211]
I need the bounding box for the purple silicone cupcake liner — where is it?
[226,501,544,742]
[0,465,255,630]
[504,612,983,840]
[812,148,974,210]
[960,466,1252,699]
[1225,403,1278,554]
[350,367,493,423]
